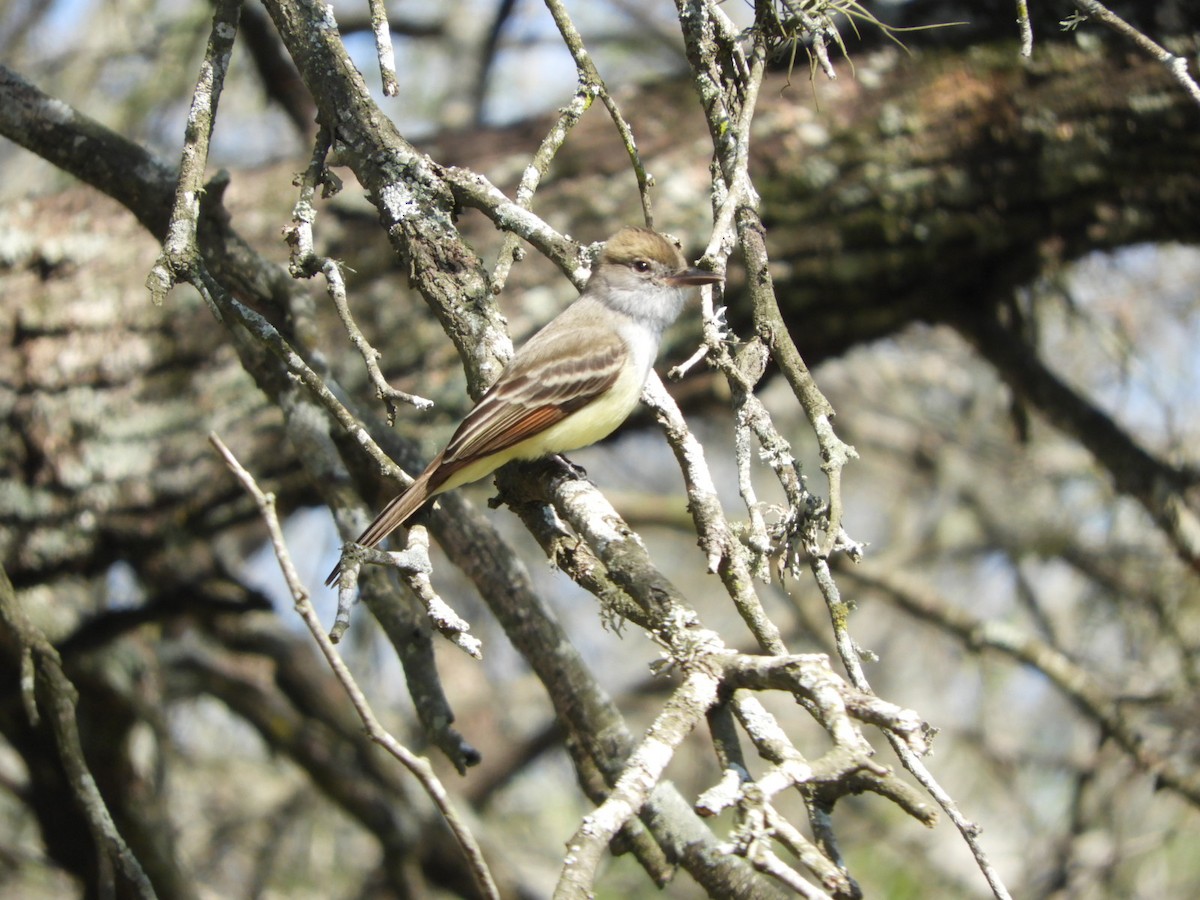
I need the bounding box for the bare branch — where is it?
[146,0,241,303]
[367,0,400,96]
[1069,0,1200,107]
[544,0,656,226]
[0,570,156,900]
[208,432,500,900]
[285,125,434,419]
[1015,0,1033,57]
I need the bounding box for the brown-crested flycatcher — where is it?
[327,226,721,586]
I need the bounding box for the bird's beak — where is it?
[666,266,722,287]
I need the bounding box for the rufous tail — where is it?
[324,458,444,586]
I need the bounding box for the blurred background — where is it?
[2,1,1199,897]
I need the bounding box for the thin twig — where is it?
[642,373,787,653]
[543,0,655,226]
[1015,0,1033,58]
[490,83,597,293]
[390,527,483,658]
[209,432,500,900]
[192,265,408,484]
[285,126,434,420]
[1070,0,1200,108]
[146,0,241,303]
[845,561,1200,808]
[0,570,157,900]
[367,0,400,95]
[440,165,583,281]
[556,664,722,896]
[809,558,1014,900]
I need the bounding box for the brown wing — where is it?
[326,316,627,587]
[439,330,626,470]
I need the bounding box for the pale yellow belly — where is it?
[436,359,646,495]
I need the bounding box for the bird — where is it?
[326,226,721,586]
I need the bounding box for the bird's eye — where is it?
[632,259,651,273]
